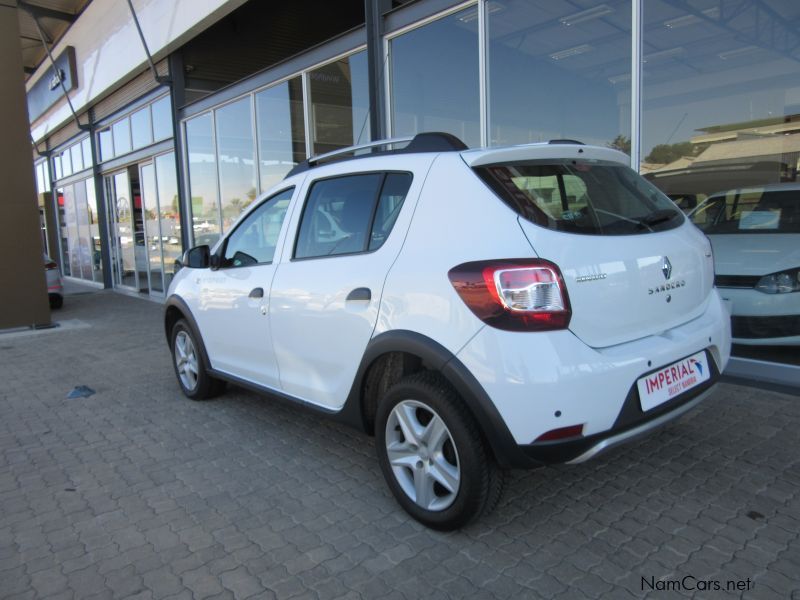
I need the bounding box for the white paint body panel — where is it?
[376,153,537,354]
[518,218,715,348]
[269,155,436,409]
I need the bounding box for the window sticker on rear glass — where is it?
[739,209,781,230]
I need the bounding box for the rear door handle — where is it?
[346,287,371,302]
[249,287,264,299]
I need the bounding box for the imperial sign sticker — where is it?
[637,351,710,412]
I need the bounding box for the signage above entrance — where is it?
[27,46,77,123]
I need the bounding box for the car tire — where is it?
[49,294,63,309]
[375,371,503,530]
[170,319,226,400]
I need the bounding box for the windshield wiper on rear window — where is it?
[635,209,679,231]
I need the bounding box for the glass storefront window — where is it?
[309,50,370,155]
[186,113,221,246]
[215,97,257,233]
[74,181,93,280]
[152,95,172,141]
[389,7,480,147]
[488,0,632,148]
[82,137,92,169]
[61,149,72,178]
[112,118,132,156]
[99,129,114,162]
[53,155,62,180]
[642,0,800,366]
[131,107,153,150]
[71,143,84,173]
[155,152,181,290]
[140,163,163,293]
[63,185,81,278]
[85,181,102,283]
[56,188,69,276]
[255,78,306,191]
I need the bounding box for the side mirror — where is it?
[184,245,210,269]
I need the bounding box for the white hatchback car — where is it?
[690,184,800,345]
[165,133,731,529]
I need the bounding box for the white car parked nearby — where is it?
[165,133,731,529]
[690,184,800,346]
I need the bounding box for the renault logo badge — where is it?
[662,257,672,280]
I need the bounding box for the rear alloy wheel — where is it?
[170,319,225,400]
[376,372,503,530]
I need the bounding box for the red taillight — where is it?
[448,259,571,331]
[45,261,58,270]
[534,424,584,442]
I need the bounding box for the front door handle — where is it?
[249,287,264,299]
[346,287,371,302]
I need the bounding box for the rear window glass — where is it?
[690,188,800,234]
[476,160,684,235]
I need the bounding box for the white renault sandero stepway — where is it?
[165,133,731,530]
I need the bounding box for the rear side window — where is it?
[476,160,684,235]
[295,172,412,259]
[690,188,800,234]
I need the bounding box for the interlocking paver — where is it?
[1,288,798,599]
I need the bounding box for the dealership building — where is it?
[4,0,799,385]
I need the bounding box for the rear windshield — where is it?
[689,188,800,234]
[476,159,684,235]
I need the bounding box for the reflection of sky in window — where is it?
[350,51,371,145]
[642,0,800,157]
[488,0,631,147]
[391,9,480,147]
[216,97,257,229]
[256,78,305,190]
[185,113,219,225]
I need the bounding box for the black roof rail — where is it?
[285,131,468,178]
[548,139,585,145]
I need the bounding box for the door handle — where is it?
[249,287,264,299]
[346,287,371,302]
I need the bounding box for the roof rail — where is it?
[285,131,468,178]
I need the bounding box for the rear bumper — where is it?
[455,290,730,468]
[520,369,719,465]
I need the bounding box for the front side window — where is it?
[222,187,294,268]
[478,159,684,235]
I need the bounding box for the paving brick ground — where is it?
[1,288,798,599]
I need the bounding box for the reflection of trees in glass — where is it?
[608,135,631,155]
[645,141,708,164]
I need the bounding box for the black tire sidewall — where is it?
[170,319,211,400]
[375,375,490,530]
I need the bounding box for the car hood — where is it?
[708,233,800,276]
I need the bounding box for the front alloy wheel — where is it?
[170,318,225,400]
[174,330,199,392]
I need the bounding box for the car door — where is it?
[193,187,295,389]
[269,166,419,409]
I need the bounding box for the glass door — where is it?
[140,162,165,295]
[105,170,139,290]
